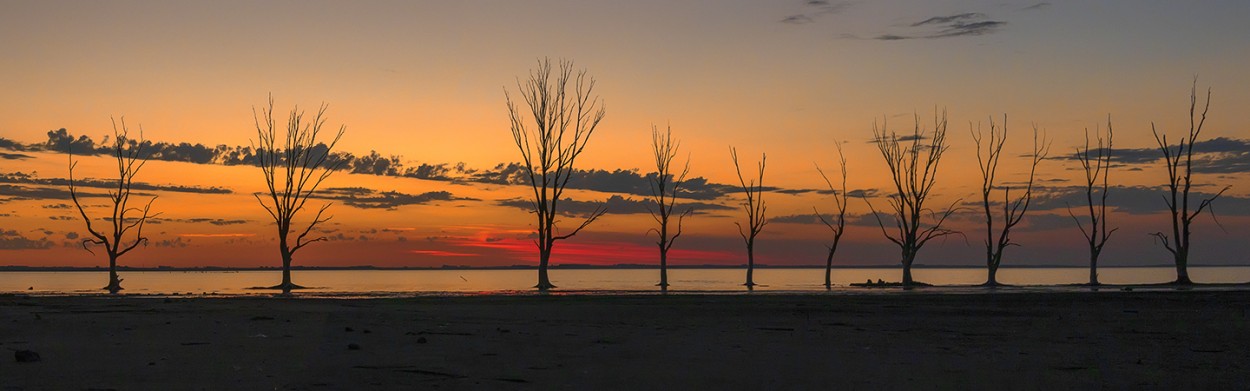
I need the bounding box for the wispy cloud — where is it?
[1021,2,1050,11]
[780,0,853,25]
[312,187,475,210]
[497,194,735,218]
[870,12,1006,40]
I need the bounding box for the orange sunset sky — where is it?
[1,1,1248,268]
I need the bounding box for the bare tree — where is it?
[814,141,848,290]
[865,111,961,287]
[647,125,692,290]
[971,116,1049,287]
[253,96,345,294]
[1068,117,1116,286]
[505,58,607,290]
[68,118,160,294]
[1150,81,1229,285]
[731,147,767,288]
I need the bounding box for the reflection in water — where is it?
[0,267,1247,295]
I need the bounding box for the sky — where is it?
[1,0,1248,269]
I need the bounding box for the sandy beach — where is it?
[2,289,1248,390]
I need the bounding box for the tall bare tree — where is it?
[505,58,607,290]
[971,116,1049,286]
[814,141,848,290]
[865,112,961,287]
[731,147,767,288]
[1150,81,1229,285]
[1068,117,1116,285]
[68,118,160,294]
[647,125,692,290]
[253,96,345,294]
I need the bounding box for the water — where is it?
[1,267,1247,295]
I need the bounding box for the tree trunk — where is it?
[744,242,756,287]
[281,251,293,294]
[824,248,835,290]
[105,253,122,294]
[901,248,915,287]
[537,247,555,290]
[1174,253,1191,284]
[1089,250,1100,286]
[986,264,999,287]
[658,247,669,290]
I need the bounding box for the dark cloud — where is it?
[145,218,250,226]
[772,212,883,227]
[498,194,734,218]
[1022,2,1050,11]
[0,184,109,201]
[312,187,474,210]
[10,131,826,201]
[911,13,986,27]
[0,172,230,195]
[154,237,189,248]
[1028,185,1250,216]
[0,229,54,250]
[1055,137,1250,174]
[874,12,1005,40]
[780,0,852,25]
[1,152,32,160]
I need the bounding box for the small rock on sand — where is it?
[347,343,361,350]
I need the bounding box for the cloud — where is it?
[311,187,475,210]
[0,152,32,160]
[8,130,839,201]
[771,212,884,227]
[1054,137,1250,174]
[1028,185,1250,216]
[0,184,109,201]
[1021,2,1050,11]
[873,12,1006,40]
[780,0,853,25]
[911,13,986,27]
[497,194,735,218]
[0,229,54,250]
[0,172,231,195]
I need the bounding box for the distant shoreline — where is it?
[0,263,1241,272]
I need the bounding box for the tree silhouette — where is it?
[646,125,692,291]
[865,112,961,287]
[1150,81,1228,285]
[814,141,848,290]
[730,147,767,288]
[252,96,345,294]
[971,116,1049,287]
[1068,117,1116,286]
[505,58,607,290]
[68,118,160,294]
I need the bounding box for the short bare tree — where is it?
[1068,117,1116,286]
[971,116,1049,287]
[731,147,767,288]
[865,112,961,287]
[68,118,160,294]
[814,141,848,290]
[505,58,607,290]
[253,96,345,294]
[647,125,692,290]
[1150,81,1228,285]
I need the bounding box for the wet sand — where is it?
[2,290,1247,390]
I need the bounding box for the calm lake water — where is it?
[1,267,1247,295]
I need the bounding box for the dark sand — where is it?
[2,290,1248,390]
